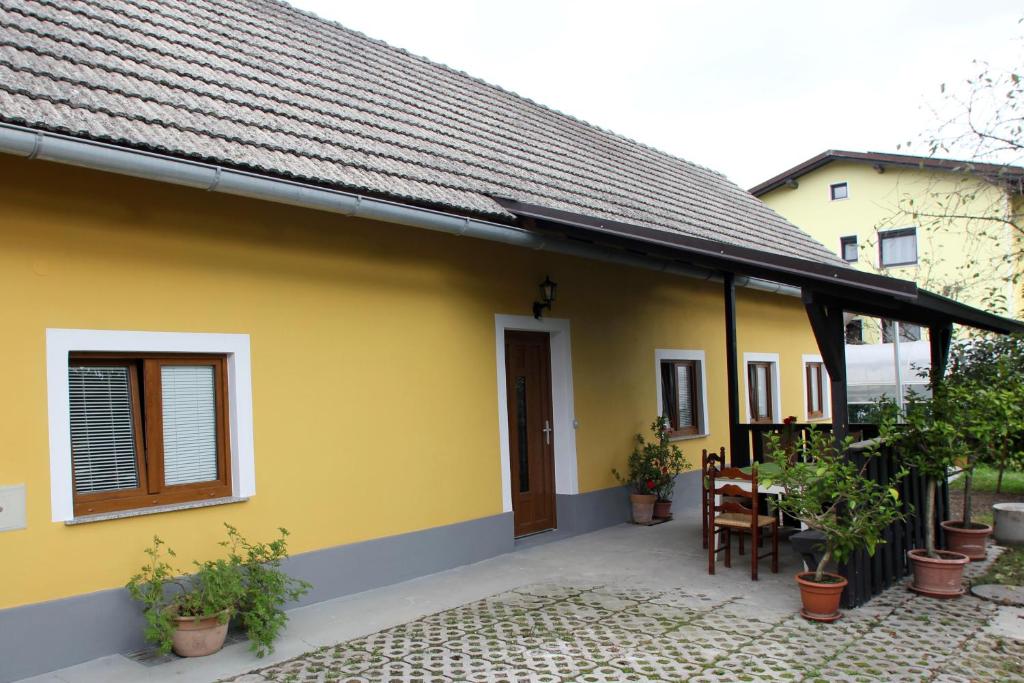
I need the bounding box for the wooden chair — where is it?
[706,463,779,580]
[700,448,726,549]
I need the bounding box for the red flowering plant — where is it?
[613,418,690,498]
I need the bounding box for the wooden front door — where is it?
[505,330,556,537]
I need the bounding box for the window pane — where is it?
[901,323,922,342]
[162,365,218,486]
[842,239,858,261]
[69,366,139,494]
[756,366,769,417]
[881,232,916,265]
[515,376,529,493]
[809,365,821,413]
[831,183,848,200]
[676,364,694,428]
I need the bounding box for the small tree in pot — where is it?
[763,428,904,621]
[614,418,688,524]
[940,335,1024,558]
[880,385,971,597]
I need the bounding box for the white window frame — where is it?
[829,181,850,201]
[46,329,255,522]
[802,354,832,422]
[494,315,578,515]
[743,352,781,424]
[654,349,709,440]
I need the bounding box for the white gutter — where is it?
[0,123,799,297]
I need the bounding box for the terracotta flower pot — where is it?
[795,572,847,622]
[940,520,992,561]
[653,499,672,519]
[171,609,231,657]
[908,549,969,598]
[630,494,657,524]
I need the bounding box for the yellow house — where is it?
[0,5,1019,681]
[752,150,1024,343]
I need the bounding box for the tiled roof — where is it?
[0,0,842,264]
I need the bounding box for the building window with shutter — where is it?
[879,227,917,267]
[805,361,825,419]
[69,354,231,516]
[655,350,707,438]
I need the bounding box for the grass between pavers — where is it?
[975,545,1024,586]
[951,464,1024,494]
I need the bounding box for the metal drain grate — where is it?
[124,630,249,667]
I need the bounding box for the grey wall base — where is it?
[0,477,697,682]
[515,471,701,550]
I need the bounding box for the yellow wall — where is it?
[761,161,1019,319]
[0,155,822,608]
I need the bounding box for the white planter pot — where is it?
[993,503,1024,545]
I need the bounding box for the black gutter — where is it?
[495,197,918,300]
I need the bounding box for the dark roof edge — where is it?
[749,149,1024,197]
[494,197,918,300]
[916,290,1024,335]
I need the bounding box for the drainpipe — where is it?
[0,123,800,297]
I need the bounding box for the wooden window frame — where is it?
[878,227,918,267]
[69,353,231,516]
[806,362,825,419]
[829,182,849,201]
[747,361,775,424]
[661,359,700,437]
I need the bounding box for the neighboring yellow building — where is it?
[0,5,1019,682]
[752,151,1024,341]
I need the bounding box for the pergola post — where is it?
[724,274,744,464]
[802,291,849,444]
[929,322,953,382]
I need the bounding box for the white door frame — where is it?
[494,314,578,513]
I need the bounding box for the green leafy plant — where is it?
[126,525,311,657]
[878,385,961,559]
[223,524,312,657]
[763,427,905,582]
[613,418,690,496]
[126,535,245,655]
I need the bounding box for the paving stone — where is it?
[348,623,464,659]
[222,569,1024,683]
[570,589,643,612]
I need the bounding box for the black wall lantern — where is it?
[532,275,558,319]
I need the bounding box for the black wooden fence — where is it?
[734,423,949,609]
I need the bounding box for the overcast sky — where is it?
[291,1,1022,189]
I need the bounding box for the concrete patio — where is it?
[18,517,1024,683]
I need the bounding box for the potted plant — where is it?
[880,384,970,597]
[127,524,311,658]
[763,429,904,622]
[614,418,686,523]
[938,337,1024,559]
[653,419,691,518]
[126,535,244,657]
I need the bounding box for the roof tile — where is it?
[0,0,843,264]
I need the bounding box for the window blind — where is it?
[162,365,218,486]
[809,365,821,413]
[881,231,916,265]
[754,365,770,419]
[69,366,139,494]
[676,364,694,427]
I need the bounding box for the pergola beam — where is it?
[802,290,849,443]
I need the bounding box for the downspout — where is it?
[0,123,800,297]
